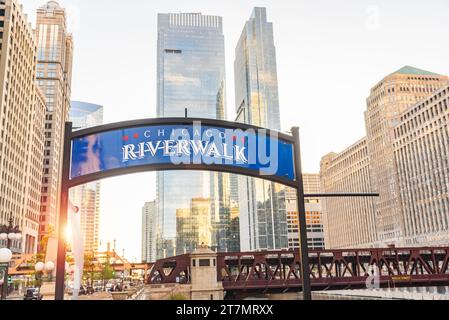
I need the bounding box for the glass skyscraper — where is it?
[234,7,288,251]
[156,13,234,258]
[70,101,104,131]
[69,101,104,253]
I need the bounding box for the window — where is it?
[165,49,182,54]
[199,259,210,267]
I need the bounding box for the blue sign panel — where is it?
[70,124,295,182]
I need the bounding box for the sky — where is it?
[21,0,449,261]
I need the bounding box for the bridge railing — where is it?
[147,247,449,291]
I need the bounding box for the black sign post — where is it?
[55,122,72,301]
[291,127,312,300]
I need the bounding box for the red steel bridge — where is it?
[146,247,449,292]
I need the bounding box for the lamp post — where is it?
[34,261,55,291]
[0,212,22,300]
[45,261,55,281]
[34,262,45,289]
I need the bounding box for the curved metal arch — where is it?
[55,118,310,301]
[69,117,296,143]
[67,117,299,189]
[67,163,298,190]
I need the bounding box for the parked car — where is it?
[23,288,43,300]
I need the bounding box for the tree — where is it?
[37,225,56,255]
[83,252,96,288]
[99,259,115,291]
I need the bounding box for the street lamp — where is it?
[45,261,55,281]
[0,247,13,300]
[0,212,21,300]
[34,260,55,290]
[0,213,22,249]
[34,262,45,289]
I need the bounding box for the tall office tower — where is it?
[365,66,448,246]
[176,198,212,254]
[69,101,103,253]
[35,1,73,247]
[0,0,45,254]
[228,174,240,251]
[393,85,449,246]
[286,174,325,250]
[141,201,157,263]
[156,12,231,258]
[320,139,378,249]
[234,7,287,251]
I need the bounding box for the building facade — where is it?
[141,201,157,263]
[36,1,73,246]
[176,198,212,254]
[234,7,287,251]
[0,0,45,254]
[320,66,449,249]
[393,84,449,246]
[365,66,448,246]
[156,12,232,258]
[23,88,46,254]
[69,101,103,253]
[286,174,325,250]
[320,139,378,249]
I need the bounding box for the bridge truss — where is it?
[147,247,449,292]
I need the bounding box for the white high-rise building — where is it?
[320,139,378,249]
[36,1,73,247]
[393,84,449,246]
[320,66,449,249]
[0,0,45,254]
[365,66,448,246]
[142,201,157,263]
